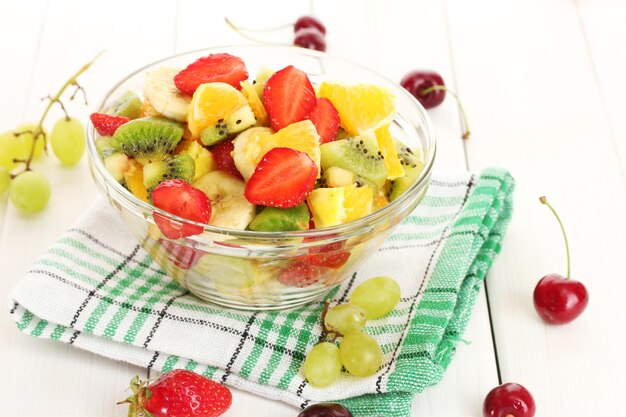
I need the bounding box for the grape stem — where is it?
[539,196,571,278]
[420,85,471,140]
[319,300,344,342]
[10,50,104,178]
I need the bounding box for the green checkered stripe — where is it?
[8,168,514,417]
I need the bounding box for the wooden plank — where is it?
[445,0,626,415]
[0,1,178,416]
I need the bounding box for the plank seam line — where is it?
[574,0,626,187]
[441,0,470,171]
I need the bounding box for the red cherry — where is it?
[534,196,589,324]
[294,27,326,52]
[400,70,471,139]
[294,16,327,35]
[400,71,446,109]
[483,383,535,417]
[533,274,589,324]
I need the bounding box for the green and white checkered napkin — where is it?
[8,168,513,416]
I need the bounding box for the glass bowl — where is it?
[86,45,436,310]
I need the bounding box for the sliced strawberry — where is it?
[151,179,211,239]
[263,65,316,131]
[90,113,130,136]
[306,97,340,143]
[159,239,206,270]
[244,147,317,208]
[210,139,243,180]
[278,260,327,288]
[306,241,351,269]
[174,53,248,95]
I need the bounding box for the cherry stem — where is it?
[420,85,471,140]
[224,17,293,33]
[225,17,273,44]
[11,50,103,177]
[540,196,571,278]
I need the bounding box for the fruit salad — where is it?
[89,51,426,305]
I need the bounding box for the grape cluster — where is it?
[0,55,98,214]
[303,276,401,387]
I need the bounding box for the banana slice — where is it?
[193,170,256,230]
[143,67,190,122]
[232,127,274,181]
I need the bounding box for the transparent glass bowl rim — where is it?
[86,45,437,242]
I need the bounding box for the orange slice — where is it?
[187,82,248,137]
[262,120,321,176]
[375,125,404,180]
[318,82,395,136]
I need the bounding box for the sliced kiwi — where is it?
[397,143,424,179]
[389,143,425,201]
[95,137,116,159]
[320,136,388,189]
[248,203,310,232]
[105,91,143,119]
[200,105,256,146]
[143,153,195,192]
[112,117,184,165]
[253,66,274,97]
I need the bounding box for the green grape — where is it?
[50,117,86,165]
[324,304,367,335]
[0,166,10,196]
[339,332,382,377]
[350,276,401,319]
[15,123,45,159]
[9,171,51,214]
[303,342,342,387]
[0,130,23,170]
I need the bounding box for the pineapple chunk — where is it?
[308,188,346,228]
[325,166,355,187]
[375,125,404,180]
[183,141,217,181]
[344,185,373,221]
[124,159,149,203]
[307,184,374,227]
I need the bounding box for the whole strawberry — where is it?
[119,370,232,417]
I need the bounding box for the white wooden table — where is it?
[1,0,624,415]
